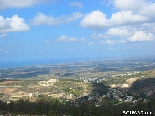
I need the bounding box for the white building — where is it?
[39,79,58,86]
[48,79,59,83]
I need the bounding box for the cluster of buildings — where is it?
[82,77,106,83]
[39,79,59,86]
[105,88,145,103]
[75,92,102,107]
[112,71,141,78]
[81,71,141,84]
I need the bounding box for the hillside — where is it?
[103,68,155,98]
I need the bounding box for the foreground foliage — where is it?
[0,96,155,116]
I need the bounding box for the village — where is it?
[0,58,155,107]
[0,75,150,107]
[0,78,78,103]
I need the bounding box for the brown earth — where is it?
[0,81,20,85]
[126,77,139,84]
[2,88,18,94]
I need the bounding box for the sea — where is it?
[0,57,103,68]
[2,55,153,69]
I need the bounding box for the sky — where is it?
[0,0,155,63]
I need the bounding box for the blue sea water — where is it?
[0,60,56,68]
[0,57,101,68]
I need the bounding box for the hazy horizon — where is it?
[1,55,155,68]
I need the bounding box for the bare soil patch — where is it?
[2,88,18,94]
[0,81,20,85]
[126,78,139,84]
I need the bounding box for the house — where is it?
[39,79,58,86]
[84,80,88,83]
[118,98,123,102]
[29,93,33,98]
[48,79,59,83]
[126,96,133,101]
[132,100,137,103]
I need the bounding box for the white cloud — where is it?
[112,0,155,23]
[45,41,51,44]
[79,38,85,42]
[0,49,8,53]
[65,12,83,23]
[106,40,116,45]
[91,33,109,39]
[40,50,45,52]
[68,2,83,8]
[81,0,155,30]
[88,42,94,45]
[110,11,148,25]
[118,40,127,43]
[141,3,155,19]
[0,15,30,33]
[105,27,131,37]
[91,27,131,39]
[80,10,148,30]
[46,36,85,43]
[128,31,154,42]
[108,47,117,50]
[55,35,77,43]
[30,13,62,26]
[92,25,155,44]
[80,10,109,30]
[30,12,83,26]
[0,16,10,30]
[0,34,7,38]
[98,33,105,38]
[112,0,147,11]
[0,0,51,9]
[141,23,155,33]
[92,33,97,39]
[100,40,115,45]
[112,0,155,22]
[99,0,107,4]
[81,0,155,45]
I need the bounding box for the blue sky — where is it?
[0,0,155,62]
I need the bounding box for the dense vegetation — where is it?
[0,97,155,116]
[92,83,109,95]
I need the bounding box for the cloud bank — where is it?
[0,15,30,33]
[0,0,53,9]
[68,2,83,8]
[30,12,83,26]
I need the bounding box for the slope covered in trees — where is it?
[0,96,155,116]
